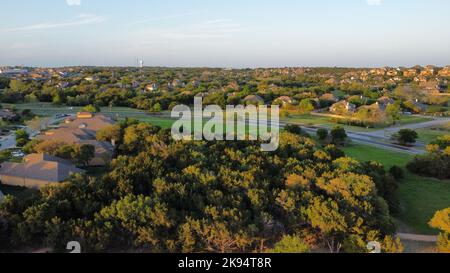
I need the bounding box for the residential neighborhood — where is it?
[0,0,449,260]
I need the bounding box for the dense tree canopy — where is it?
[0,122,400,253]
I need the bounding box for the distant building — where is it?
[0,109,18,121]
[386,70,398,77]
[320,93,339,103]
[325,78,338,85]
[438,66,450,77]
[225,82,240,91]
[57,81,70,89]
[420,65,437,77]
[403,68,420,77]
[172,79,185,88]
[190,79,200,88]
[0,68,28,76]
[0,154,84,189]
[419,79,442,94]
[376,96,395,110]
[370,68,387,76]
[274,96,295,106]
[145,83,159,92]
[329,101,356,114]
[243,95,265,105]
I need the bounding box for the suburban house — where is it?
[420,65,437,77]
[145,83,158,92]
[419,79,444,94]
[403,68,420,77]
[329,101,356,114]
[243,95,265,105]
[172,79,185,88]
[386,70,398,77]
[376,96,395,110]
[325,78,338,85]
[274,96,295,106]
[370,68,387,76]
[438,66,450,77]
[0,68,28,76]
[0,109,18,121]
[36,112,115,166]
[0,154,84,189]
[320,93,339,103]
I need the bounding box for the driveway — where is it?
[397,233,438,243]
[0,133,17,151]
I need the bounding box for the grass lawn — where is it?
[123,116,176,129]
[344,144,450,235]
[2,103,147,117]
[396,115,433,126]
[135,116,269,137]
[281,114,376,133]
[282,113,433,133]
[416,128,450,144]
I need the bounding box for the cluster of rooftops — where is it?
[0,112,115,189]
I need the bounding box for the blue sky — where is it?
[1,0,449,68]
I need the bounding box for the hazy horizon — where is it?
[2,64,449,70]
[1,0,450,68]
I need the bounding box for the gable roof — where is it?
[37,127,95,143]
[60,114,115,132]
[243,95,264,103]
[0,154,84,182]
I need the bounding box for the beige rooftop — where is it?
[0,154,84,183]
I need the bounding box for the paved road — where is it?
[147,112,433,155]
[288,123,426,155]
[146,112,450,155]
[4,107,447,155]
[397,233,438,243]
[0,133,17,151]
[359,117,450,139]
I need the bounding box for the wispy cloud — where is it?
[366,0,383,6]
[0,14,106,32]
[156,19,248,40]
[127,11,205,26]
[66,0,81,6]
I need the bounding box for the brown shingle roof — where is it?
[37,127,95,143]
[0,154,84,182]
[33,114,115,166]
[60,114,114,132]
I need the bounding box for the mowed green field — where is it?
[5,103,448,234]
[416,126,450,144]
[2,102,148,117]
[281,114,432,133]
[344,144,450,234]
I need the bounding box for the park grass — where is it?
[396,115,432,126]
[2,102,147,116]
[344,144,450,234]
[127,116,176,129]
[416,128,450,144]
[282,113,432,133]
